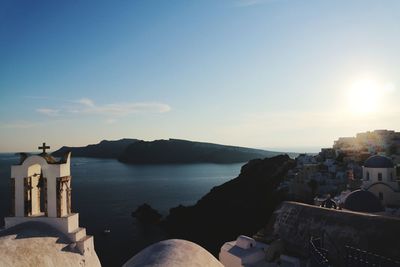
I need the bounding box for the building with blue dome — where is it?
[362,155,400,207]
[364,155,395,168]
[343,189,384,213]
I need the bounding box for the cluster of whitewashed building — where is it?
[285,130,400,209]
[219,154,400,266]
[285,152,352,202]
[218,153,400,267]
[219,131,400,267]
[333,154,400,211]
[333,129,400,164]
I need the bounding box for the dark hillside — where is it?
[119,139,282,164]
[52,139,138,158]
[161,154,295,255]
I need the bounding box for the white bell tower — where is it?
[10,143,72,218]
[3,143,95,255]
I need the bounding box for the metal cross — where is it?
[38,142,50,153]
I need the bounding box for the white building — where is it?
[219,235,268,266]
[362,155,400,207]
[1,144,100,267]
[219,235,301,267]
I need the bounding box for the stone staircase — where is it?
[67,226,95,255]
[4,213,95,256]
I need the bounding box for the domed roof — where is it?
[0,222,101,267]
[344,190,384,213]
[123,239,223,267]
[364,155,394,168]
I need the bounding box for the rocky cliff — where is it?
[161,155,295,255]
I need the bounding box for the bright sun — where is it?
[347,79,382,115]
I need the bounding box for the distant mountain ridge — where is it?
[52,138,139,158]
[53,138,291,164]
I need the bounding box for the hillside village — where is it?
[218,130,400,267]
[283,129,400,213]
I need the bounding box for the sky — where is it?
[1,0,400,153]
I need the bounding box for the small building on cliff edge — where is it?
[0,144,100,267]
[362,155,400,207]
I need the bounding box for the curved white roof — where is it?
[0,222,100,267]
[123,239,223,267]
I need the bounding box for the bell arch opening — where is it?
[24,164,47,217]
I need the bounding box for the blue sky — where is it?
[1,0,400,152]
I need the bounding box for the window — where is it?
[366,172,370,180]
[379,192,383,201]
[378,173,382,181]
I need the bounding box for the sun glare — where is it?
[347,78,382,115]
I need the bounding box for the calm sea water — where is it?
[0,153,242,266]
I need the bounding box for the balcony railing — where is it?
[345,246,400,267]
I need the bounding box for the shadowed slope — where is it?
[162,155,295,255]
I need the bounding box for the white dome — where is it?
[123,239,223,267]
[0,222,101,267]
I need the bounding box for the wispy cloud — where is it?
[105,118,117,124]
[71,98,171,116]
[77,98,95,107]
[23,95,52,100]
[36,98,171,121]
[0,121,39,129]
[235,0,279,7]
[36,108,60,116]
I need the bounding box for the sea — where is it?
[0,153,242,267]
